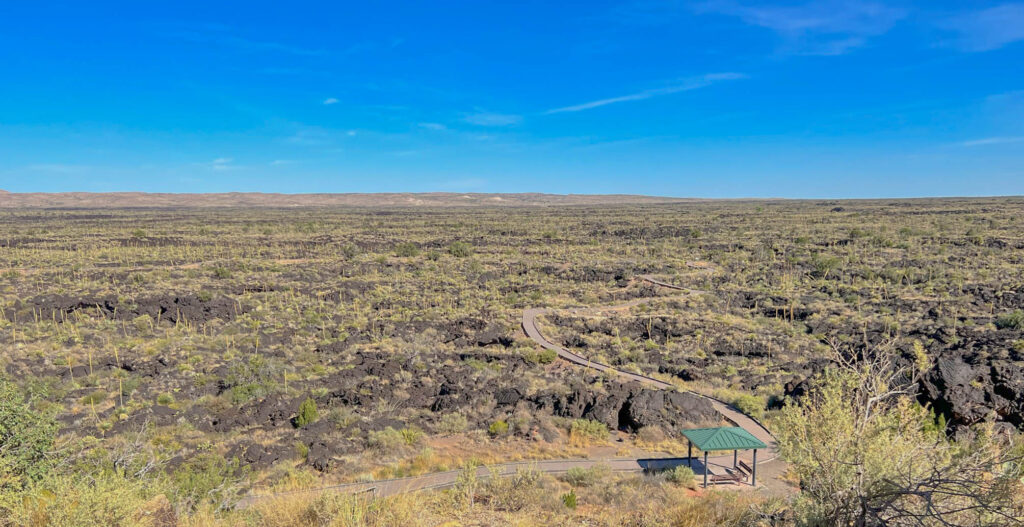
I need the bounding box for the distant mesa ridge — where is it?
[0,191,698,208]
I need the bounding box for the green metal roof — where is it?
[681,426,767,452]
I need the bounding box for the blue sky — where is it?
[1,1,1022,198]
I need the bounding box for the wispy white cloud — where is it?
[323,97,339,105]
[175,30,326,56]
[937,4,1024,52]
[545,73,746,114]
[961,136,1024,147]
[418,122,448,131]
[285,127,331,146]
[270,159,299,165]
[692,0,906,55]
[194,157,239,171]
[463,111,522,126]
[212,158,237,171]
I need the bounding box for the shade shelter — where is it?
[681,426,767,487]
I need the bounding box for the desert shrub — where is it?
[295,441,310,460]
[394,242,420,257]
[731,393,766,419]
[247,491,424,527]
[569,418,608,445]
[367,427,424,452]
[294,397,319,428]
[488,420,509,437]
[448,241,472,258]
[326,406,358,429]
[995,310,1024,330]
[132,314,153,332]
[156,393,174,406]
[811,253,842,278]
[436,412,468,434]
[368,427,402,451]
[666,465,696,488]
[340,243,358,258]
[223,354,280,404]
[0,378,58,490]
[479,467,544,512]
[524,348,557,365]
[563,464,610,487]
[80,390,107,405]
[774,355,1024,526]
[170,452,248,512]
[1,471,160,527]
[400,426,424,446]
[212,267,232,279]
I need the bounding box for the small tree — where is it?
[294,397,319,428]
[773,339,1024,525]
[0,378,58,490]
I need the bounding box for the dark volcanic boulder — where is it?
[531,383,718,432]
[920,355,1021,429]
[494,387,522,406]
[227,441,294,471]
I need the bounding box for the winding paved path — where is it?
[522,268,778,463]
[237,264,781,507]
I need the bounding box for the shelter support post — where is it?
[752,449,757,486]
[703,451,709,488]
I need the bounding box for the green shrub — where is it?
[569,419,609,443]
[731,393,766,419]
[666,464,696,488]
[995,310,1024,330]
[295,397,319,428]
[0,378,58,489]
[212,267,232,279]
[394,242,420,257]
[80,390,107,405]
[2,471,159,526]
[437,412,468,434]
[368,427,404,451]
[525,348,558,365]
[156,393,174,405]
[563,464,610,487]
[223,354,280,404]
[170,452,248,511]
[448,241,472,258]
[295,441,310,460]
[488,420,509,437]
